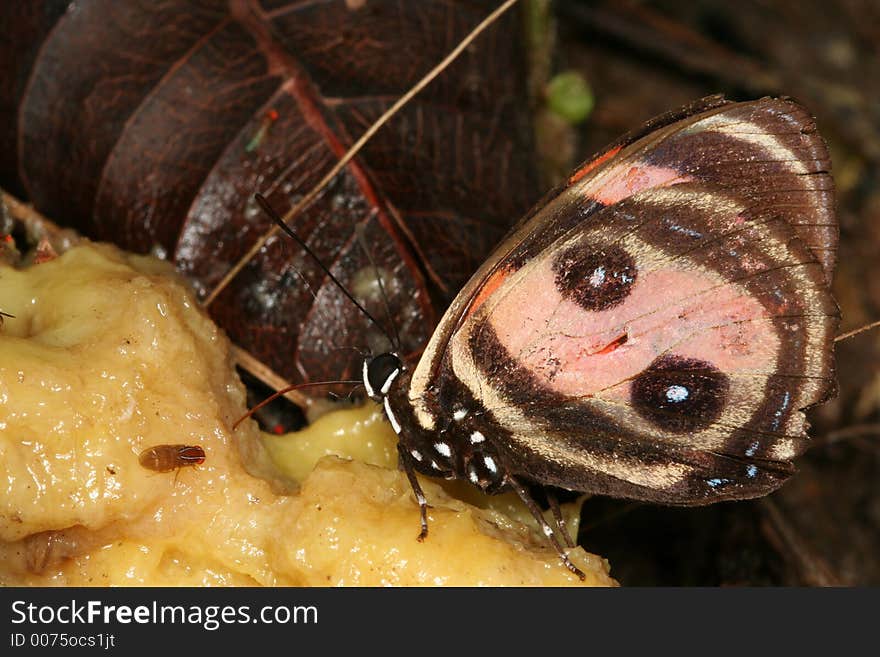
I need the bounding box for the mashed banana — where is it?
[0,243,615,586]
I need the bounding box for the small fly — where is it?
[138,444,206,476]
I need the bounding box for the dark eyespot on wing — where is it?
[552,243,637,312]
[631,355,729,433]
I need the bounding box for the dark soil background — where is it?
[2,0,878,585]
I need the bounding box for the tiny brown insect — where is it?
[138,444,206,473]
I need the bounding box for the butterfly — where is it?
[269,95,839,579]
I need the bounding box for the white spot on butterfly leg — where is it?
[430,460,441,471]
[410,449,423,462]
[542,524,554,538]
[434,442,452,458]
[469,431,485,445]
[383,397,401,434]
[482,455,497,474]
[468,469,480,485]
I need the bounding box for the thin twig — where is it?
[816,423,880,447]
[558,0,780,92]
[203,0,521,307]
[231,345,313,410]
[759,497,843,587]
[835,319,880,343]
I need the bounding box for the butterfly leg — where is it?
[508,477,585,581]
[398,444,429,541]
[545,488,576,549]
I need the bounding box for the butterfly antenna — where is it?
[355,221,402,353]
[254,193,397,351]
[233,379,361,430]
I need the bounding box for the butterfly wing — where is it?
[452,184,837,502]
[404,97,838,504]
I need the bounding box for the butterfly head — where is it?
[363,352,404,401]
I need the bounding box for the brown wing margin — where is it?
[631,97,837,282]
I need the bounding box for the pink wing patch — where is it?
[585,162,693,206]
[486,250,778,404]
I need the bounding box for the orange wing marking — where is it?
[464,265,514,321]
[568,146,622,185]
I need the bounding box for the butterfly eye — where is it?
[365,352,403,398]
[553,243,637,312]
[631,355,729,433]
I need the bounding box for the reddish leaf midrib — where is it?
[200,0,434,364]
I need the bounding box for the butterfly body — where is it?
[364,95,839,576]
[381,367,510,494]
